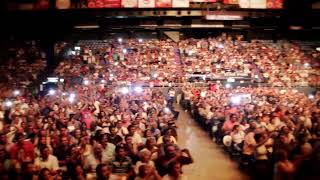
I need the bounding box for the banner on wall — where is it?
[156,0,172,8]
[138,0,156,8]
[122,0,138,7]
[223,0,239,4]
[239,0,250,8]
[172,0,189,7]
[250,0,267,9]
[267,0,283,9]
[88,0,121,8]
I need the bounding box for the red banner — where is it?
[156,0,172,8]
[88,0,121,8]
[223,0,239,4]
[267,0,283,9]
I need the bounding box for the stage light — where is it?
[308,94,315,99]
[70,93,76,98]
[200,91,207,98]
[13,90,20,96]
[225,83,232,89]
[74,46,80,50]
[5,100,13,107]
[59,78,64,83]
[118,38,123,43]
[153,73,158,78]
[48,89,56,95]
[231,95,241,105]
[83,80,89,85]
[68,96,75,103]
[164,107,170,113]
[134,86,143,93]
[123,49,127,54]
[138,39,143,43]
[120,87,129,94]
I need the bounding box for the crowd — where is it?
[0,41,47,99]
[179,35,320,87]
[0,39,193,180]
[182,85,320,180]
[0,34,319,180]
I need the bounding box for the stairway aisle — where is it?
[175,105,248,180]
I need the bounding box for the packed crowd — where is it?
[179,35,320,87]
[0,39,193,180]
[182,85,320,180]
[0,35,319,180]
[0,41,47,99]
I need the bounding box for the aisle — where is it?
[175,106,248,180]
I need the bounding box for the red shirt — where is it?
[10,141,35,161]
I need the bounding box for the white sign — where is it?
[172,0,189,7]
[138,0,155,8]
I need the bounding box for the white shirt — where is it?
[34,155,59,171]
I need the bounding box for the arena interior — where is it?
[1,1,320,180]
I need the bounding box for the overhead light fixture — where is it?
[206,15,243,21]
[74,25,99,29]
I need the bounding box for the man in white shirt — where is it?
[34,146,59,174]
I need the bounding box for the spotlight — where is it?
[118,38,123,43]
[231,96,241,105]
[138,39,143,43]
[225,83,232,89]
[68,96,75,103]
[134,86,143,93]
[164,107,170,113]
[83,80,89,85]
[308,94,315,99]
[48,89,56,95]
[120,87,129,94]
[5,100,13,107]
[123,49,127,54]
[70,93,76,98]
[153,73,158,78]
[13,90,20,96]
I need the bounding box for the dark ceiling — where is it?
[2,0,320,41]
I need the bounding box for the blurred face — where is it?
[41,148,50,159]
[110,127,117,135]
[125,136,133,144]
[101,165,111,177]
[172,163,182,175]
[166,146,176,157]
[61,137,68,146]
[117,148,126,158]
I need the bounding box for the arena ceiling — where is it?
[2,0,320,41]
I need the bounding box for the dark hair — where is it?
[168,161,182,175]
[254,133,263,143]
[38,168,50,180]
[96,163,108,180]
[115,145,125,153]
